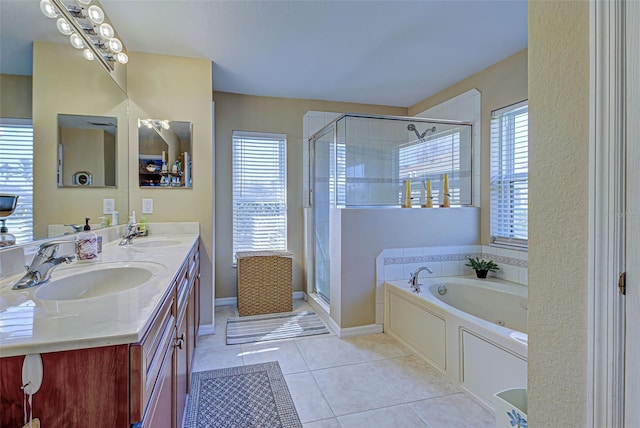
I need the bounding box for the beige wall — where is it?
[408,49,528,245]
[127,52,214,326]
[60,128,108,187]
[0,74,32,119]
[528,1,590,425]
[32,42,128,239]
[213,92,406,298]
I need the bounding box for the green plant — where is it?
[465,257,500,272]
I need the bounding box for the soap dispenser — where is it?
[76,217,98,260]
[0,219,16,247]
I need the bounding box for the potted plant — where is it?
[465,257,499,278]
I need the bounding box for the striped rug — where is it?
[226,311,330,345]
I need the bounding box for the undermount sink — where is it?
[132,238,182,248]
[34,262,164,301]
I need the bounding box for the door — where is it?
[312,126,335,303]
[625,0,639,423]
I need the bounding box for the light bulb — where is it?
[40,0,57,18]
[98,23,114,40]
[56,18,73,36]
[83,49,95,61]
[87,5,104,24]
[108,38,122,53]
[116,52,128,64]
[69,33,84,49]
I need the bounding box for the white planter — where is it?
[494,388,527,428]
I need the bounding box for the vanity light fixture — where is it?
[40,0,128,72]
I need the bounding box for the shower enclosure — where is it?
[308,113,473,303]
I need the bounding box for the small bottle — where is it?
[112,210,119,225]
[139,216,147,232]
[76,217,97,260]
[130,210,137,225]
[0,219,16,247]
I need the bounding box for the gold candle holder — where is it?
[422,179,433,208]
[440,174,450,208]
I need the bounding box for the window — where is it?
[0,119,34,244]
[490,101,528,248]
[232,131,287,260]
[398,129,468,205]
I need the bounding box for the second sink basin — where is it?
[34,262,165,301]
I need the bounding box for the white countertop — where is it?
[0,232,199,358]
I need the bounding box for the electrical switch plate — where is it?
[103,199,115,214]
[142,199,153,214]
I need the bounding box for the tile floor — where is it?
[191,301,495,428]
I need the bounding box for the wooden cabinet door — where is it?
[175,307,188,427]
[142,329,175,428]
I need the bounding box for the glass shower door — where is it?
[312,127,334,303]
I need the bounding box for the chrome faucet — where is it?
[12,240,76,290]
[408,266,433,293]
[119,223,140,246]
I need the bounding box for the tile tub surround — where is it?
[0,223,199,357]
[195,301,495,427]
[375,245,527,325]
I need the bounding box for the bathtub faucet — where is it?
[408,266,433,293]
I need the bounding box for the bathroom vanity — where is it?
[0,232,200,428]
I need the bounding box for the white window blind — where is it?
[0,120,34,244]
[490,101,528,248]
[398,130,465,204]
[232,131,287,260]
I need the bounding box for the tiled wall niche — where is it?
[374,245,528,325]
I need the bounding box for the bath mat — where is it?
[184,362,302,428]
[226,310,329,345]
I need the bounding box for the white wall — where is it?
[331,207,480,328]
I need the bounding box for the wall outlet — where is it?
[103,199,115,214]
[142,199,154,214]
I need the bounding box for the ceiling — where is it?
[0,0,528,107]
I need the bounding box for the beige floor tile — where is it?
[337,404,429,428]
[241,340,310,374]
[284,372,335,423]
[371,356,459,400]
[311,362,406,416]
[302,418,341,428]
[410,393,495,428]
[196,330,241,351]
[296,336,366,370]
[191,347,244,372]
[343,333,413,361]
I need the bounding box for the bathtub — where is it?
[384,276,528,410]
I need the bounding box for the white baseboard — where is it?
[215,297,237,306]
[293,291,306,300]
[338,324,383,338]
[197,323,215,336]
[215,292,307,308]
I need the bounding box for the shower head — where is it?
[407,124,437,141]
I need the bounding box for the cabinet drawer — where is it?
[130,292,175,424]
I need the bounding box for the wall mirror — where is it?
[138,119,193,188]
[0,0,129,244]
[57,114,118,188]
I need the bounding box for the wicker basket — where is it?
[236,250,293,316]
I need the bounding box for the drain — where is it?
[496,320,506,326]
[437,285,447,295]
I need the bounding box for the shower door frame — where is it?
[309,123,338,304]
